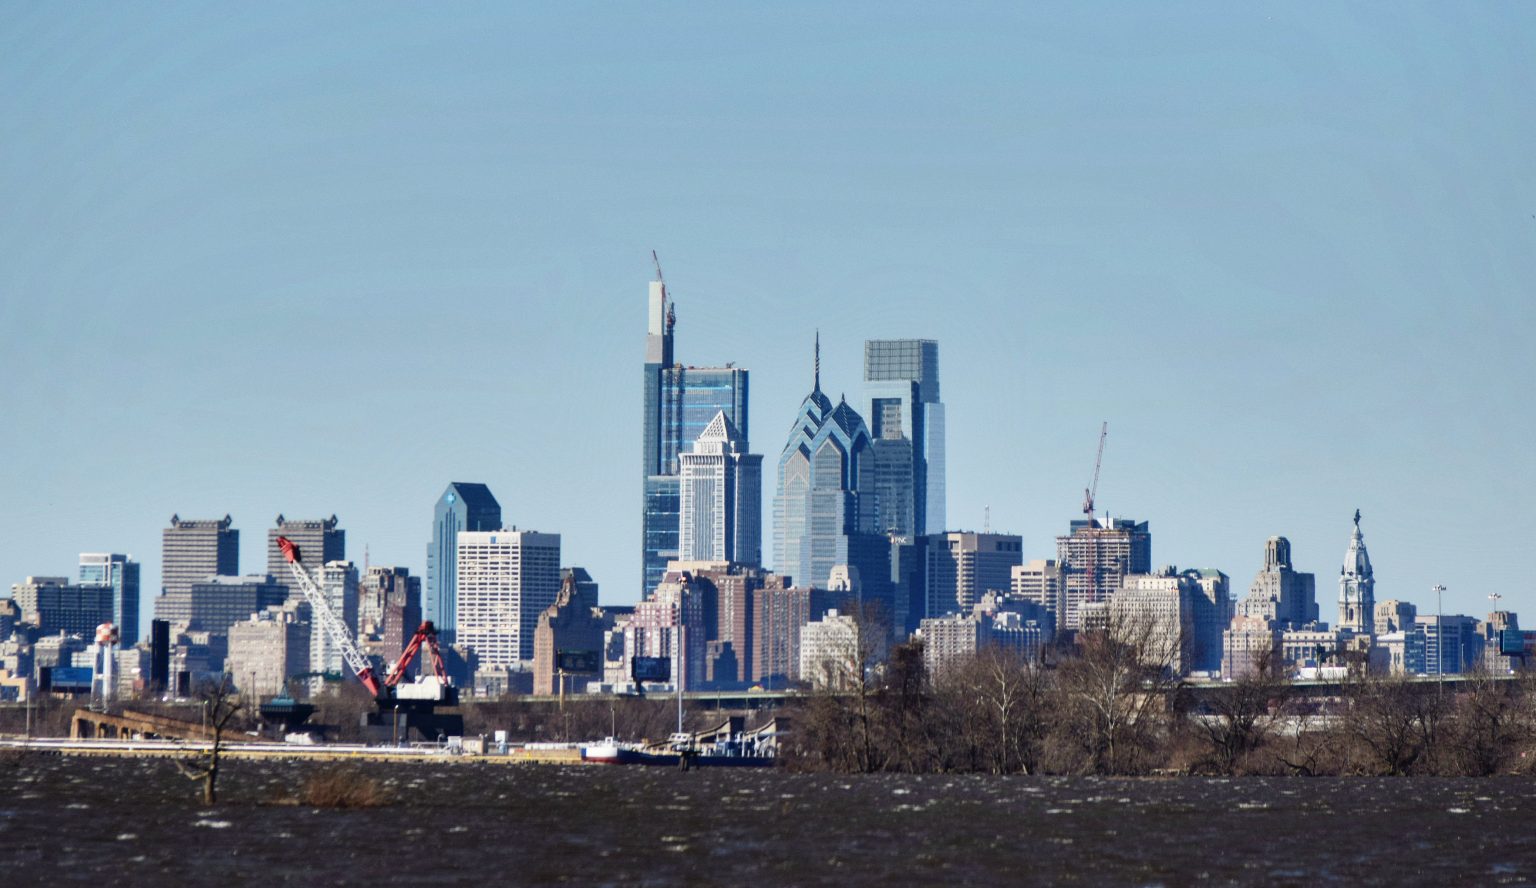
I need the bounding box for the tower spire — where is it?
[814,330,821,394]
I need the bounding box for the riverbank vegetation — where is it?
[788,633,1536,777]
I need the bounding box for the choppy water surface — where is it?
[3,756,1535,885]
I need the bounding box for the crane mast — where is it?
[1082,421,1108,523]
[276,536,382,698]
[1079,422,1109,628]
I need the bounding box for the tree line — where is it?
[788,627,1536,777]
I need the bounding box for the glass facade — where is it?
[639,277,751,597]
[643,365,749,596]
[425,483,501,644]
[863,340,943,536]
[79,553,140,644]
[773,381,890,608]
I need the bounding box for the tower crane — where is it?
[1077,422,1109,629]
[1082,421,1108,524]
[276,536,453,705]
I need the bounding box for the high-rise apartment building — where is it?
[456,530,561,666]
[266,515,344,586]
[640,271,750,596]
[772,340,884,595]
[753,582,828,688]
[1011,559,1066,625]
[78,553,140,644]
[678,411,763,566]
[426,483,501,644]
[926,532,1023,617]
[161,515,239,600]
[1055,518,1152,631]
[1338,511,1376,635]
[863,339,944,536]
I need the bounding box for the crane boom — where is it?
[651,249,666,289]
[385,621,449,688]
[1082,421,1108,523]
[276,536,382,698]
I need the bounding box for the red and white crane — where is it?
[277,536,450,702]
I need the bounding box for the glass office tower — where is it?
[78,553,140,644]
[425,483,501,644]
[864,339,944,537]
[641,274,749,597]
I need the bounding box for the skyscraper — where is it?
[426,483,501,643]
[310,561,360,681]
[1236,536,1319,629]
[1338,510,1376,635]
[926,532,1023,617]
[1055,518,1152,631]
[679,411,763,565]
[1223,536,1321,679]
[266,515,344,584]
[79,553,140,644]
[161,515,239,600]
[864,339,944,536]
[641,269,750,595]
[455,530,561,665]
[773,337,882,593]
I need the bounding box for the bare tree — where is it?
[940,647,1054,775]
[174,674,244,805]
[1339,671,1444,776]
[1192,650,1289,775]
[796,602,891,772]
[1051,617,1184,775]
[1445,668,1526,776]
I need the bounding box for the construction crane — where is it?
[652,249,666,291]
[277,536,382,697]
[1077,422,1109,630]
[276,536,452,705]
[1082,421,1108,524]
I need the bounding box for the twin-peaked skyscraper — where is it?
[637,264,945,608]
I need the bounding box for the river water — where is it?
[2,756,1533,885]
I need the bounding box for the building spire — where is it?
[814,329,821,394]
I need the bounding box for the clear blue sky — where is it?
[3,3,1534,637]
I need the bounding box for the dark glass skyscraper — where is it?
[426,482,501,644]
[641,273,749,597]
[864,339,944,536]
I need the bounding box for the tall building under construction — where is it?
[1055,518,1151,631]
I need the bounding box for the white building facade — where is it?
[456,531,561,666]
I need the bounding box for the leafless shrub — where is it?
[298,767,392,808]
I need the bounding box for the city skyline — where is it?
[4,5,1534,626]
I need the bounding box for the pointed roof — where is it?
[1343,512,1373,579]
[697,410,745,445]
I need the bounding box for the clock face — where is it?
[445,492,456,504]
